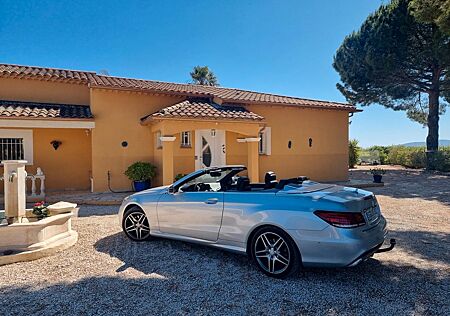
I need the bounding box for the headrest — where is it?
[264,171,277,184]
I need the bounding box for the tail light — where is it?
[314,210,366,228]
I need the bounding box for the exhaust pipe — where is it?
[375,238,396,253]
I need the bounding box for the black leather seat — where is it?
[237,177,251,191]
[264,171,277,189]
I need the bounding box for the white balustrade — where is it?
[0,168,45,201]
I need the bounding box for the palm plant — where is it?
[190,66,219,86]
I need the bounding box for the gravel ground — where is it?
[0,168,449,315]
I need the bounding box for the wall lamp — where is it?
[50,140,62,150]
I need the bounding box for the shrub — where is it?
[406,150,427,169]
[367,145,390,164]
[124,162,156,181]
[348,139,361,168]
[434,148,450,172]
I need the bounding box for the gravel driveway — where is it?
[0,168,449,315]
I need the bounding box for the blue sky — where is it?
[1,0,448,147]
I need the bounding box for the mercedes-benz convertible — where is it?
[118,165,395,278]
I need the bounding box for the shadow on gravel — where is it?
[350,169,450,206]
[2,238,448,315]
[389,229,450,266]
[94,232,251,276]
[77,205,118,217]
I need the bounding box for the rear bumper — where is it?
[347,238,396,267]
[288,216,389,268]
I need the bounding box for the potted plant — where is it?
[370,168,386,183]
[174,173,187,181]
[125,162,156,191]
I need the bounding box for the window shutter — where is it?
[265,127,271,155]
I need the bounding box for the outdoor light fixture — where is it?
[121,141,128,147]
[211,129,216,137]
[309,138,313,147]
[50,140,62,150]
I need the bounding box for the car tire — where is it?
[250,226,301,278]
[122,206,152,241]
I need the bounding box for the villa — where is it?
[0,63,359,192]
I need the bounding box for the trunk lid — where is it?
[278,181,381,226]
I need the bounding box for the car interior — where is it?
[177,168,309,193]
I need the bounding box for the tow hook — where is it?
[375,238,396,253]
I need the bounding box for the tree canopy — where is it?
[190,66,219,86]
[333,0,450,168]
[409,0,450,34]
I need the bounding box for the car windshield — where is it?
[179,169,235,192]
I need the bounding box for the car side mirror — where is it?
[168,185,175,193]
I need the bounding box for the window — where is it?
[180,131,191,147]
[0,138,24,160]
[156,131,162,149]
[0,129,33,164]
[259,127,271,155]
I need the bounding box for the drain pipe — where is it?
[107,171,133,194]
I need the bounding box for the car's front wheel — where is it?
[250,226,301,278]
[122,206,151,241]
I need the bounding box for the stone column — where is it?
[161,136,176,186]
[3,160,27,223]
[246,137,260,183]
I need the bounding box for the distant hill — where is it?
[401,140,450,147]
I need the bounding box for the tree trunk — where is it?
[426,89,439,169]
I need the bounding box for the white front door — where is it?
[195,129,226,170]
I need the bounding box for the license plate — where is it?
[364,207,379,223]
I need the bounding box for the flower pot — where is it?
[373,175,383,183]
[133,180,151,192]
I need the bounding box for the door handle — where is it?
[205,198,219,204]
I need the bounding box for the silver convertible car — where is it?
[119,165,395,278]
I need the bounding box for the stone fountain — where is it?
[0,160,78,265]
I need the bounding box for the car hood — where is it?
[130,185,169,197]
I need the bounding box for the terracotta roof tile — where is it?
[144,99,264,122]
[0,64,95,84]
[0,63,359,111]
[0,100,93,119]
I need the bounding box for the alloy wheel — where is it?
[123,211,150,241]
[254,232,290,275]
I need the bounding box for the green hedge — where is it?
[360,145,450,172]
[386,146,449,171]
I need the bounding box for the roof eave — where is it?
[140,116,266,126]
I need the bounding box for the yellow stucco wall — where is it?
[0,78,90,105]
[247,105,349,181]
[0,77,350,191]
[0,78,92,191]
[90,88,184,191]
[0,128,92,192]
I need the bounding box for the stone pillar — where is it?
[3,160,27,223]
[246,137,260,183]
[161,136,176,186]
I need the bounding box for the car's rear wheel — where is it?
[122,206,151,241]
[250,226,301,278]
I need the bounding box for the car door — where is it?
[157,190,224,241]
